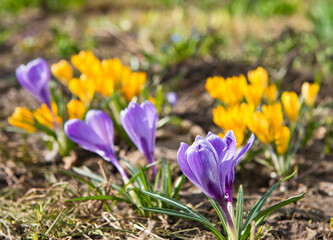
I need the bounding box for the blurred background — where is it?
[1,0,333,86]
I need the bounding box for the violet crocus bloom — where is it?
[65,110,128,182]
[120,101,158,176]
[16,58,52,110]
[177,130,254,231]
[167,91,177,106]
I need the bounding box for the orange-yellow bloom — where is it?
[69,75,95,104]
[67,99,86,119]
[121,72,146,101]
[265,84,278,103]
[33,102,62,130]
[51,60,73,85]
[8,107,36,133]
[301,82,320,107]
[245,84,264,106]
[275,126,290,155]
[206,75,247,105]
[213,103,254,145]
[281,91,299,122]
[248,66,268,89]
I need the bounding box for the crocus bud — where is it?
[301,82,320,107]
[248,66,268,89]
[65,110,128,182]
[8,107,36,133]
[51,60,73,85]
[167,91,178,106]
[16,58,52,110]
[265,84,278,103]
[120,101,158,176]
[281,91,299,122]
[67,99,86,119]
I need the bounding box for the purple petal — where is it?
[16,58,51,106]
[206,132,226,159]
[64,119,106,154]
[167,91,177,106]
[85,110,114,149]
[186,140,222,199]
[235,133,255,165]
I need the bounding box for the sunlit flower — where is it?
[67,99,86,119]
[206,75,247,105]
[265,84,278,103]
[281,91,299,122]
[121,72,146,101]
[247,66,268,89]
[245,84,264,106]
[101,58,131,91]
[301,82,320,107]
[120,101,158,176]
[51,60,73,85]
[213,103,254,145]
[177,131,254,233]
[68,75,95,104]
[65,110,128,182]
[8,107,36,133]
[275,126,290,155]
[16,58,52,110]
[33,102,62,130]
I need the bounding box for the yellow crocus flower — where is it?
[248,111,272,144]
[248,66,268,89]
[102,58,128,91]
[69,75,95,104]
[33,102,62,130]
[245,84,263,106]
[213,103,254,145]
[275,126,290,155]
[51,60,73,85]
[121,72,146,101]
[265,84,278,103]
[67,99,86,119]
[8,107,36,133]
[281,91,299,122]
[301,82,320,107]
[262,103,283,131]
[205,76,225,100]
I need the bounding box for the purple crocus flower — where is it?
[167,91,177,106]
[65,110,128,182]
[16,58,52,110]
[177,130,254,231]
[120,101,158,176]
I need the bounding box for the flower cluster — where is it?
[9,52,150,157]
[206,66,320,175]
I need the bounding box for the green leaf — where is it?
[157,115,182,129]
[254,193,305,225]
[235,185,244,238]
[241,171,297,239]
[155,85,164,115]
[208,197,228,234]
[66,195,131,203]
[142,207,225,240]
[161,159,172,196]
[72,166,105,184]
[172,174,186,200]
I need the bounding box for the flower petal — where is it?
[64,119,106,154]
[206,132,226,159]
[235,133,255,165]
[85,110,114,150]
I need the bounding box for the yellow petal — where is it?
[121,72,146,101]
[265,84,278,103]
[245,84,263,106]
[69,75,95,104]
[275,126,290,155]
[8,107,36,133]
[281,91,299,122]
[248,66,268,88]
[301,82,320,107]
[51,60,73,85]
[33,102,62,130]
[67,99,86,119]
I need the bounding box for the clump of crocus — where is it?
[65,109,128,183]
[120,100,158,176]
[206,66,323,176]
[178,131,254,238]
[142,131,304,240]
